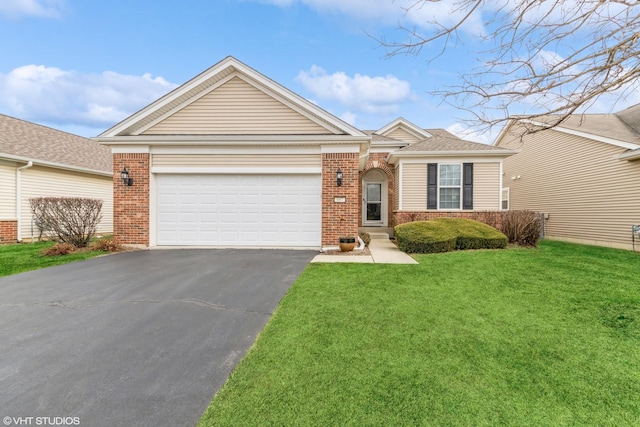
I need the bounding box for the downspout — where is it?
[16,161,33,242]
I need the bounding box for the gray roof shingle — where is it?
[532,105,640,145]
[0,114,112,173]
[397,134,508,152]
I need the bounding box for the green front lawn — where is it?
[199,240,640,426]
[0,242,107,277]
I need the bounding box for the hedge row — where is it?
[395,218,508,254]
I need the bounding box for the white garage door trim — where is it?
[155,174,321,248]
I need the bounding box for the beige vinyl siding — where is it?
[384,127,422,143]
[398,161,502,211]
[19,166,113,239]
[472,162,501,210]
[0,162,16,219]
[498,125,640,249]
[152,154,320,168]
[401,163,427,210]
[143,77,329,135]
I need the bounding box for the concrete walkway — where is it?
[311,233,418,264]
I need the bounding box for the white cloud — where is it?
[296,65,412,115]
[0,65,177,131]
[252,0,486,35]
[447,122,497,145]
[0,0,64,18]
[339,111,358,126]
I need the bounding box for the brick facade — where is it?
[322,152,360,247]
[113,153,149,245]
[394,210,503,230]
[0,220,18,243]
[359,152,395,228]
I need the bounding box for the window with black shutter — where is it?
[427,163,437,209]
[462,163,473,210]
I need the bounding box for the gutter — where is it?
[16,161,33,242]
[0,152,111,177]
[615,149,640,161]
[386,149,519,164]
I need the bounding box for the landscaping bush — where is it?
[358,232,371,247]
[29,197,103,248]
[395,221,457,254]
[91,236,123,252]
[41,242,76,256]
[500,210,542,246]
[395,218,507,254]
[437,218,508,250]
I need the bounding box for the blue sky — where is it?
[0,0,636,143]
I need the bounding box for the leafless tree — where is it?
[379,0,640,134]
[30,197,103,247]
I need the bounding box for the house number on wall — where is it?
[334,197,346,203]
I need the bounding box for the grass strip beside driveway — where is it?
[199,240,640,426]
[0,242,106,277]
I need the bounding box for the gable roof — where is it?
[0,114,112,174]
[375,117,432,140]
[99,56,366,139]
[615,103,640,135]
[387,134,517,163]
[494,104,640,152]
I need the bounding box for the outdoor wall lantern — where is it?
[336,168,343,187]
[120,167,133,186]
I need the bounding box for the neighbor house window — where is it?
[439,164,462,209]
[502,188,510,210]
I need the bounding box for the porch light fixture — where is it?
[120,167,133,186]
[336,168,343,187]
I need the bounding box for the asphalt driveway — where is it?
[0,248,315,426]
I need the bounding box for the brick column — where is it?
[0,220,17,243]
[322,152,359,247]
[113,153,149,246]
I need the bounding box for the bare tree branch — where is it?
[376,0,640,135]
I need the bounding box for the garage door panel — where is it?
[157,174,321,247]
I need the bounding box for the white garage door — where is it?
[156,174,321,247]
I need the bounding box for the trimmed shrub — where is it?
[501,210,542,246]
[395,218,507,254]
[395,221,457,254]
[42,242,76,256]
[435,218,508,250]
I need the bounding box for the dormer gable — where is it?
[375,117,432,143]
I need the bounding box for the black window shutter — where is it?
[463,163,473,210]
[427,163,437,210]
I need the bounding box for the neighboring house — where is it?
[0,114,114,243]
[96,56,516,250]
[494,104,640,250]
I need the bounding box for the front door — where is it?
[365,183,383,224]
[362,169,387,227]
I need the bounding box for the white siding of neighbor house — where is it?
[0,161,17,219]
[384,127,422,143]
[19,166,113,239]
[496,125,640,250]
[152,154,320,169]
[142,76,329,135]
